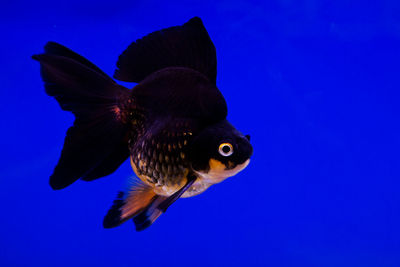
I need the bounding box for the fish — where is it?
[32,17,253,231]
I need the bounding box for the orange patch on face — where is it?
[208,158,227,172]
[194,158,250,184]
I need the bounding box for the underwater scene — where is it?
[1,0,400,266]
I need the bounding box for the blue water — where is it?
[1,1,400,266]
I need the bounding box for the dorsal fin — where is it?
[114,17,217,84]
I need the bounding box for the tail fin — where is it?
[32,42,130,190]
[114,17,217,84]
[103,180,167,229]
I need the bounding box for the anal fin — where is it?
[133,174,197,231]
[103,180,157,228]
[104,175,197,230]
[133,196,167,231]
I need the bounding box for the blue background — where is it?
[1,0,400,266]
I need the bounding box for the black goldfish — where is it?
[33,17,253,231]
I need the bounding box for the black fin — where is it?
[81,141,129,181]
[103,181,161,228]
[133,174,197,231]
[33,47,130,190]
[103,191,127,228]
[132,196,166,231]
[157,174,197,213]
[114,17,217,84]
[43,42,109,78]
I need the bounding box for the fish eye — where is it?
[218,143,233,157]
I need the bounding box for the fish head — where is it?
[189,120,253,184]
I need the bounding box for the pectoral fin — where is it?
[157,174,197,213]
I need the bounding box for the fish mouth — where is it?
[194,159,250,184]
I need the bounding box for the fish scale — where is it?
[129,119,192,192]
